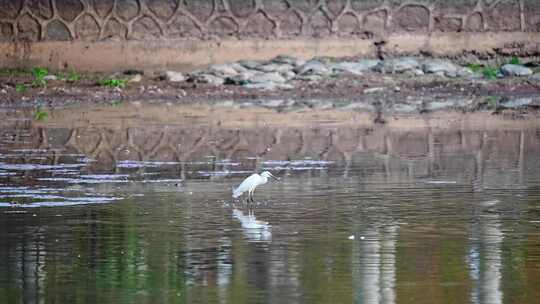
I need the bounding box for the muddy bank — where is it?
[1,56,540,118]
[4,103,540,131]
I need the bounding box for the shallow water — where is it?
[1,106,540,304]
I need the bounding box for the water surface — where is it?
[1,105,539,304]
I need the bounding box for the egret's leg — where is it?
[250,188,255,203]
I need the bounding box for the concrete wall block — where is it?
[0,0,534,42]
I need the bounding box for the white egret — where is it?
[232,171,279,202]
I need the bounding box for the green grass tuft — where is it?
[465,64,500,79]
[67,69,81,82]
[466,63,483,73]
[33,108,49,121]
[98,78,127,88]
[486,96,498,108]
[15,84,27,93]
[482,67,499,80]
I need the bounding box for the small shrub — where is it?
[31,67,49,87]
[509,56,522,65]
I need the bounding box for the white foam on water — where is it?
[81,174,130,180]
[116,160,181,168]
[8,200,119,208]
[0,163,87,171]
[138,179,184,183]
[0,171,16,176]
[77,157,95,163]
[0,194,65,199]
[262,166,327,171]
[0,195,122,208]
[0,187,49,194]
[480,199,501,207]
[66,197,120,202]
[424,180,458,185]
[197,170,252,177]
[12,149,49,153]
[185,161,241,166]
[38,177,129,184]
[47,169,80,175]
[263,159,333,166]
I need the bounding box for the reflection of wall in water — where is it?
[2,126,536,182]
[2,124,539,200]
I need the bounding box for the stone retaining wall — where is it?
[1,0,540,71]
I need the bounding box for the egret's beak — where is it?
[270,173,280,181]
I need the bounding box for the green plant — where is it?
[482,66,499,80]
[486,96,498,108]
[110,100,121,108]
[509,56,522,65]
[98,78,127,88]
[465,63,499,79]
[33,108,49,121]
[15,84,27,93]
[31,67,49,87]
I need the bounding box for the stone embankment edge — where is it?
[2,32,539,72]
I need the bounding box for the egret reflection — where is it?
[232,208,272,242]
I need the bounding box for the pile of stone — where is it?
[163,56,537,91]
